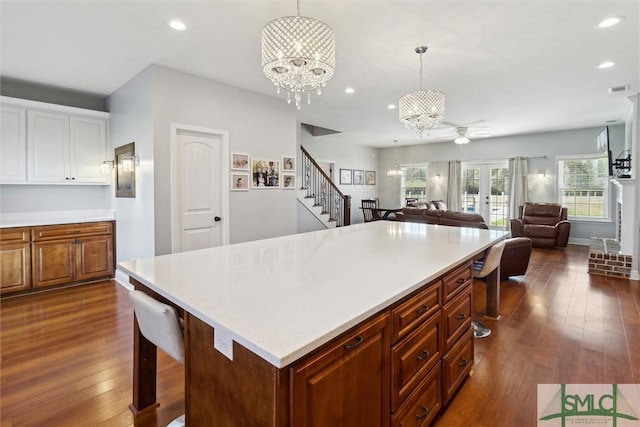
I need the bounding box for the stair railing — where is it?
[300,146,351,227]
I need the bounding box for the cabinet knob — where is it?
[214,216,222,222]
[65,177,70,180]
[459,358,469,367]
[456,278,465,284]
[456,313,467,321]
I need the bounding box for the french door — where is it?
[461,162,509,229]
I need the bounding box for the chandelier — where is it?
[261,0,335,109]
[399,46,445,137]
[386,140,405,178]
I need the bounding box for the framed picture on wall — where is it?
[231,172,249,191]
[282,156,296,172]
[340,168,352,185]
[365,170,376,185]
[353,170,364,185]
[251,159,280,188]
[115,142,136,198]
[282,173,296,189]
[231,153,250,170]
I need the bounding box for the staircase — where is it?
[299,146,351,228]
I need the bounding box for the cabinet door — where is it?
[32,239,75,288]
[0,242,31,294]
[69,116,108,183]
[0,105,27,182]
[75,235,114,281]
[27,110,70,182]
[291,313,390,427]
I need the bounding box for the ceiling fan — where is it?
[439,121,490,145]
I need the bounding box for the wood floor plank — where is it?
[1,244,638,426]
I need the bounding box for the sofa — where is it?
[395,200,489,229]
[510,202,571,248]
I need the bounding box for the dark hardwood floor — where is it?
[1,244,638,426]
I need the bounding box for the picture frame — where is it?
[282,173,296,189]
[282,156,296,172]
[231,153,250,170]
[353,170,364,185]
[251,159,280,188]
[340,168,352,185]
[115,142,136,198]
[365,170,376,185]
[231,172,249,191]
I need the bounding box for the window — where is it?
[401,166,428,203]
[558,155,609,220]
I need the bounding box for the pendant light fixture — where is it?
[387,140,405,178]
[261,0,335,109]
[399,46,445,137]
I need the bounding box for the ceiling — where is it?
[1,1,638,148]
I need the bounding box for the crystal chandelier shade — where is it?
[399,46,445,137]
[261,1,335,109]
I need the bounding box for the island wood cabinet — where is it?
[174,259,475,427]
[0,97,109,185]
[0,221,115,296]
[0,227,31,294]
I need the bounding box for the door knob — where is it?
[214,216,221,222]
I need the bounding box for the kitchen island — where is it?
[119,221,507,426]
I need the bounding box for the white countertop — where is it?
[0,209,116,228]
[118,221,508,368]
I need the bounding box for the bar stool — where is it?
[129,290,185,427]
[471,240,505,338]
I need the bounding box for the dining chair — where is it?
[129,290,186,427]
[361,198,379,222]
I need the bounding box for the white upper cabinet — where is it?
[1,96,109,185]
[0,105,27,182]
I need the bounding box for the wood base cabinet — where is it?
[178,259,476,427]
[0,221,115,296]
[32,222,114,289]
[0,228,31,294]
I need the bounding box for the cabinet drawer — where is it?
[442,285,472,351]
[391,281,441,343]
[391,362,441,427]
[442,328,473,405]
[391,311,441,410]
[1,227,30,243]
[442,261,472,302]
[32,222,113,241]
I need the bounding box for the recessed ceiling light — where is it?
[344,87,355,94]
[597,61,616,69]
[387,104,396,110]
[169,20,187,31]
[598,17,621,28]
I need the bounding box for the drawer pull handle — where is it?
[456,278,466,284]
[459,358,469,367]
[344,335,363,349]
[415,406,429,420]
[416,350,430,361]
[416,305,430,315]
[456,313,467,321]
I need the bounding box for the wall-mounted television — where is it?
[596,126,614,177]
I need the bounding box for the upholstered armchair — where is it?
[510,202,571,248]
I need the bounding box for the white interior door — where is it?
[172,126,229,253]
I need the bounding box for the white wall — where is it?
[300,125,379,224]
[378,125,626,241]
[106,67,156,263]
[0,185,110,212]
[150,66,298,254]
